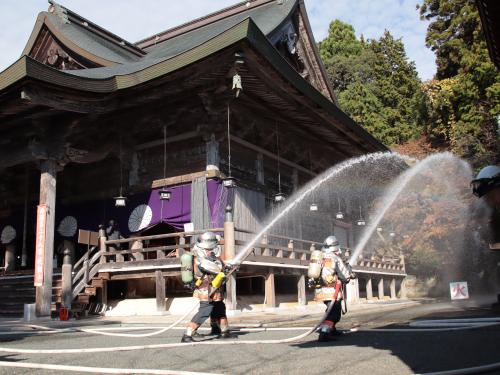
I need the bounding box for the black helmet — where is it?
[471,165,500,197]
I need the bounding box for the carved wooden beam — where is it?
[20,87,111,114]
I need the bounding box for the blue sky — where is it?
[0,0,436,80]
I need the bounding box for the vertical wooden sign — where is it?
[34,204,48,287]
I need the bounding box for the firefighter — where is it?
[181,231,236,342]
[308,235,355,342]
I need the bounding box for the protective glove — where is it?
[224,263,237,274]
[325,274,336,284]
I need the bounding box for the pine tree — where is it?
[368,31,424,144]
[319,21,425,146]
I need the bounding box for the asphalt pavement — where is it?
[0,296,499,375]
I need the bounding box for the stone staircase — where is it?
[0,269,106,318]
[0,272,36,317]
[51,273,108,318]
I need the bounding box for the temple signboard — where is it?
[34,204,48,287]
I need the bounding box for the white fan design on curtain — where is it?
[128,204,153,232]
[57,216,78,237]
[0,225,16,244]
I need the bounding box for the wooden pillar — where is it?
[35,159,57,317]
[297,274,306,306]
[256,153,264,185]
[265,272,276,308]
[206,133,219,171]
[366,278,373,300]
[224,206,237,310]
[390,278,396,299]
[131,239,144,261]
[262,235,270,256]
[346,278,359,303]
[378,278,384,300]
[21,165,30,268]
[101,280,108,306]
[61,263,72,308]
[4,243,15,272]
[115,248,124,263]
[99,226,107,264]
[155,270,166,312]
[288,240,295,259]
[176,235,185,258]
[62,239,75,266]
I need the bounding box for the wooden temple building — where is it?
[0,0,406,317]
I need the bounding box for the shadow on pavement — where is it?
[292,308,500,374]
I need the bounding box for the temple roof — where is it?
[23,1,145,67]
[140,0,297,59]
[0,0,387,155]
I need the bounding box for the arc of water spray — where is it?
[348,152,471,266]
[229,152,405,267]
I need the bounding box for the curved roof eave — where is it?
[22,12,143,67]
[0,17,386,152]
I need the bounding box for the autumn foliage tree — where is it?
[418,0,499,167]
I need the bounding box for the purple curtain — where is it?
[3,178,227,239]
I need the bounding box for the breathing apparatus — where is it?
[181,232,235,291]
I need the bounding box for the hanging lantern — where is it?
[232,73,242,98]
[222,176,237,188]
[114,195,127,207]
[159,188,172,201]
[274,192,286,203]
[310,203,318,211]
[158,126,172,201]
[335,196,344,220]
[356,218,366,226]
[356,205,365,226]
[114,135,127,207]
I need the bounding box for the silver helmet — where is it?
[471,165,500,198]
[322,235,341,255]
[323,236,339,247]
[196,231,218,250]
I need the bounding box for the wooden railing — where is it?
[234,228,322,265]
[71,245,101,299]
[70,225,405,298]
[100,228,224,267]
[354,257,405,272]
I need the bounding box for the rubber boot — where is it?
[209,322,222,336]
[181,334,194,343]
[191,330,204,339]
[318,325,333,342]
[219,330,237,339]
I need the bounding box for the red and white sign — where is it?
[34,204,48,287]
[449,281,469,300]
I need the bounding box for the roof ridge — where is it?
[136,0,277,48]
[47,0,146,56]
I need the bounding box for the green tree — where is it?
[319,22,425,145]
[368,31,424,144]
[318,20,362,61]
[419,0,500,166]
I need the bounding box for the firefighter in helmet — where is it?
[181,231,236,342]
[308,235,355,341]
